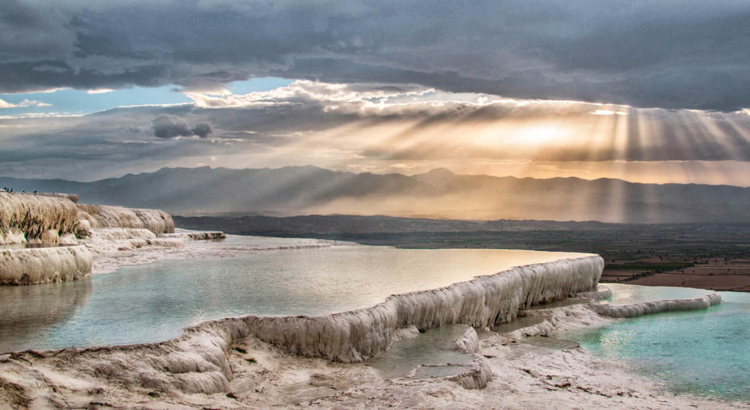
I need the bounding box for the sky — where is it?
[2,0,750,185]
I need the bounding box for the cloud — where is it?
[1,1,749,111]
[191,122,213,138]
[591,110,627,116]
[0,98,51,108]
[151,114,213,139]
[86,88,114,94]
[152,115,192,138]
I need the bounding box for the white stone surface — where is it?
[0,245,93,285]
[0,192,79,245]
[77,204,174,235]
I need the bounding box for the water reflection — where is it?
[0,279,92,352]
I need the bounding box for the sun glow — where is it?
[520,126,562,144]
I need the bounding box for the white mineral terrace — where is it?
[77,204,174,235]
[0,245,93,285]
[233,255,605,362]
[0,192,79,246]
[0,193,178,285]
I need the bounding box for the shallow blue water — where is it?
[0,245,581,352]
[558,284,750,401]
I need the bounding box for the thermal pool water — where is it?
[557,284,750,401]
[0,245,586,352]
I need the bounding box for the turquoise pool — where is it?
[558,284,750,400]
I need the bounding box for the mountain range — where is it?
[2,166,750,223]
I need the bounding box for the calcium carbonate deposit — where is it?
[0,192,79,245]
[77,204,174,234]
[0,245,93,285]
[1,193,177,285]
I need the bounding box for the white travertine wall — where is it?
[0,192,79,245]
[590,293,721,318]
[0,228,26,245]
[233,255,605,362]
[77,204,175,235]
[161,231,226,240]
[0,245,93,285]
[35,192,80,204]
[1,194,178,285]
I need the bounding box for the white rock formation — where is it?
[392,326,420,341]
[446,358,493,389]
[0,245,93,285]
[0,228,25,245]
[0,192,79,245]
[116,237,184,251]
[34,192,79,204]
[77,204,174,235]
[81,228,185,274]
[88,227,157,241]
[590,292,721,318]
[179,255,605,365]
[2,194,179,285]
[161,231,227,240]
[454,327,480,354]
[576,285,612,300]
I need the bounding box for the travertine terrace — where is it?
[77,204,174,235]
[0,192,79,245]
[1,192,175,285]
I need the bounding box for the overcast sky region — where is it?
[2,0,750,185]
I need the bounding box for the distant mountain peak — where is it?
[420,168,456,177]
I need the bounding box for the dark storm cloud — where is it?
[2,0,750,111]
[151,115,213,139]
[191,122,213,138]
[152,115,193,138]
[0,60,169,93]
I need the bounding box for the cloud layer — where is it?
[2,0,750,111]
[2,80,750,183]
